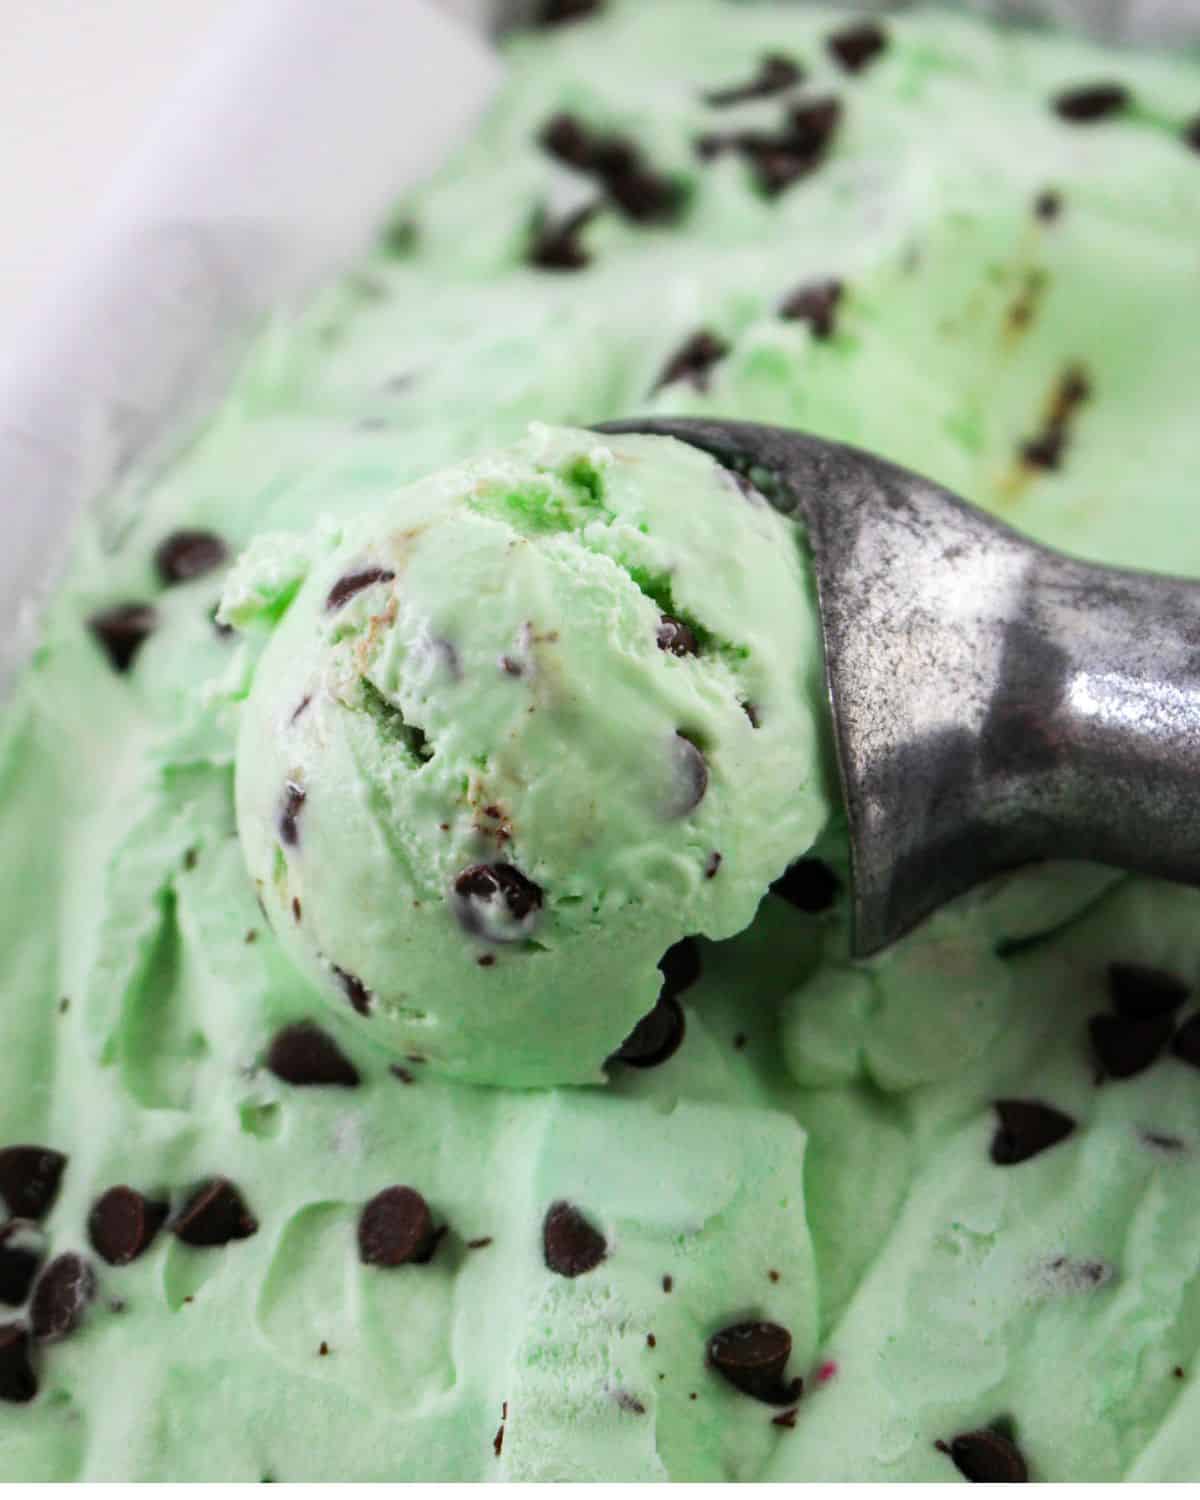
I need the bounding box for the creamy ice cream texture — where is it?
[3,0,1200,1481]
[227,425,827,1085]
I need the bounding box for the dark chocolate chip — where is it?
[0,1324,37,1404]
[452,863,544,942]
[667,732,708,818]
[1034,189,1062,221]
[705,54,803,108]
[533,0,602,25]
[358,1186,437,1267]
[1186,115,1200,153]
[611,994,686,1070]
[945,1427,1029,1483]
[780,278,843,338]
[1041,1254,1112,1290]
[773,1406,800,1429]
[543,1201,606,1277]
[279,780,306,848]
[154,529,229,586]
[771,858,840,913]
[528,202,600,271]
[827,20,888,73]
[30,1253,96,1343]
[1107,962,1189,1021]
[172,1178,259,1247]
[87,1187,169,1266]
[657,616,699,657]
[1053,82,1129,122]
[0,1146,66,1222]
[332,964,372,1017]
[0,1222,45,1306]
[1090,1012,1174,1080]
[540,113,597,170]
[788,96,844,156]
[1173,1014,1200,1069]
[266,1022,360,1087]
[654,330,729,393]
[616,1391,646,1414]
[990,1099,1076,1165]
[1020,364,1091,471]
[606,166,687,225]
[292,897,303,923]
[659,937,701,999]
[493,1423,505,1458]
[88,603,157,673]
[705,851,722,879]
[699,98,841,198]
[708,1321,803,1405]
[325,567,396,613]
[467,1236,494,1250]
[290,694,312,724]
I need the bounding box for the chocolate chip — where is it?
[827,20,888,73]
[662,1275,673,1293]
[705,54,803,108]
[325,567,396,613]
[500,656,524,677]
[0,1223,45,1305]
[1020,364,1091,472]
[0,1325,36,1404]
[292,897,302,923]
[944,1428,1029,1483]
[659,937,701,999]
[279,780,306,847]
[543,1201,606,1277]
[698,99,841,198]
[1041,1254,1113,1290]
[1090,1013,1174,1080]
[87,1187,168,1266]
[452,863,544,943]
[990,1099,1076,1165]
[0,1146,66,1222]
[657,616,699,656]
[332,965,372,1017]
[467,1237,494,1250]
[391,1065,415,1085]
[30,1253,96,1343]
[780,278,843,339]
[493,1423,505,1458]
[1107,962,1189,1021]
[154,530,228,586]
[708,1321,803,1405]
[606,167,687,225]
[1172,1014,1200,1069]
[290,694,312,724]
[533,0,602,24]
[667,732,708,818]
[1186,115,1200,153]
[654,330,729,393]
[771,858,840,913]
[88,603,157,673]
[172,1178,259,1247]
[540,113,597,170]
[528,202,600,271]
[266,1023,360,1087]
[616,1391,646,1414]
[773,1406,800,1429]
[358,1186,437,1267]
[611,994,686,1070]
[1034,189,1062,221]
[1053,83,1129,122]
[705,851,722,879]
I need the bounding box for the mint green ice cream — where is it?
[2,0,1200,1481]
[228,425,827,1086]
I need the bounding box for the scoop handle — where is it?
[598,417,1200,955]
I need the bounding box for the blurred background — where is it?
[1,0,234,335]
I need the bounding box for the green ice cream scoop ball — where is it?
[227,425,829,1086]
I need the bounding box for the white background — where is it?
[0,0,233,337]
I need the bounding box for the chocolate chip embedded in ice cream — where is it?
[707,1321,803,1405]
[453,863,544,943]
[88,1187,169,1266]
[543,1201,606,1277]
[358,1187,438,1267]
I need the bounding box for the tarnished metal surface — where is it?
[598,417,1200,956]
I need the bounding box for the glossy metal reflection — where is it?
[597,417,1200,956]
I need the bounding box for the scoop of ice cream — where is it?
[225,424,829,1085]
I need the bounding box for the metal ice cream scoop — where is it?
[597,417,1200,958]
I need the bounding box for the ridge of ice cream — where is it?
[226,426,828,1085]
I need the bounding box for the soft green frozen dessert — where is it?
[3,0,1200,1482]
[228,425,827,1086]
